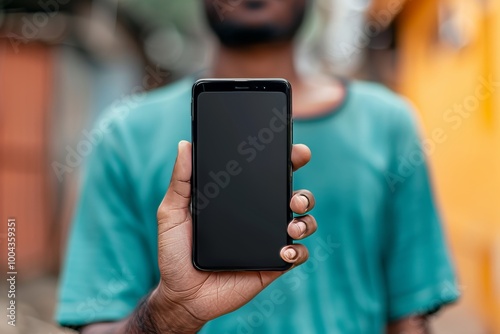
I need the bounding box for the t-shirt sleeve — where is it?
[383,103,460,321]
[55,114,156,326]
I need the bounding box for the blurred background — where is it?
[0,0,499,333]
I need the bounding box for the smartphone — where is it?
[191,78,293,271]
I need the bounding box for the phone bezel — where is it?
[191,78,293,271]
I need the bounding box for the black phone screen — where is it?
[192,80,292,271]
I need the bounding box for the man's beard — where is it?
[205,7,306,48]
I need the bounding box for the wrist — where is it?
[144,285,206,334]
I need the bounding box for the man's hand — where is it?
[146,141,316,333]
[80,141,316,334]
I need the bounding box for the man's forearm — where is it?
[387,315,430,334]
[80,288,205,334]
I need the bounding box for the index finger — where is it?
[292,144,311,171]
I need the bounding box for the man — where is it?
[56,0,459,333]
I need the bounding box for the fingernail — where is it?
[284,248,297,261]
[299,194,310,212]
[178,140,190,154]
[294,221,307,236]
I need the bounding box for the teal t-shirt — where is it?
[56,77,459,333]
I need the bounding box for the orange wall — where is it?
[0,40,56,278]
[396,0,500,331]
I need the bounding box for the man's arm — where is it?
[79,313,431,334]
[382,103,459,323]
[79,289,203,334]
[387,315,430,334]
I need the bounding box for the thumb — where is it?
[157,141,192,225]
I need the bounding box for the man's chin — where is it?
[204,0,307,48]
[210,24,292,48]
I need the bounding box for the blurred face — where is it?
[204,0,308,47]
